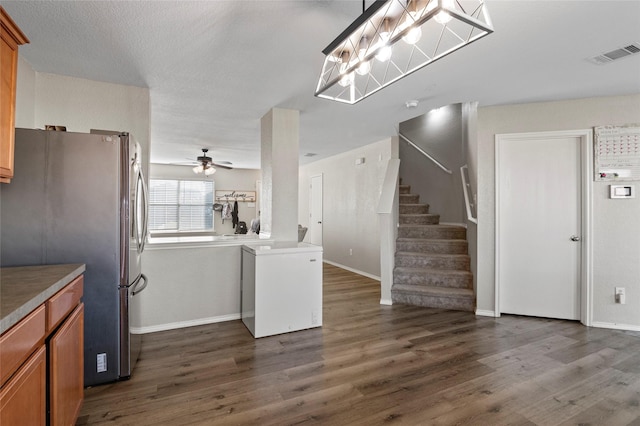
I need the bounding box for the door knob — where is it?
[570,235,581,242]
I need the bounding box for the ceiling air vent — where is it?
[587,42,640,65]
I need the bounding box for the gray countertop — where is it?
[0,264,86,334]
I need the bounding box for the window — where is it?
[149,179,214,232]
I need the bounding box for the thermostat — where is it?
[610,185,635,199]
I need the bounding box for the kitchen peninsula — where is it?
[1,263,85,425]
[137,234,272,334]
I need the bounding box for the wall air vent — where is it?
[587,42,640,65]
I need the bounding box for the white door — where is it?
[496,133,583,320]
[309,174,323,246]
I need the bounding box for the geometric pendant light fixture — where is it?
[314,0,494,104]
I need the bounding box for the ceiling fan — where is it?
[191,148,233,175]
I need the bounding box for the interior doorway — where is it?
[309,174,323,246]
[495,130,592,322]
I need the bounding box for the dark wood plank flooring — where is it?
[77,263,640,425]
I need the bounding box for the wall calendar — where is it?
[594,124,640,181]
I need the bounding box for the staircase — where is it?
[391,183,475,311]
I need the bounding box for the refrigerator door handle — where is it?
[138,168,149,253]
[131,273,148,296]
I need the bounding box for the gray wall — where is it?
[477,94,640,328]
[399,103,466,224]
[299,138,395,278]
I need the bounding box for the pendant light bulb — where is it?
[434,0,454,24]
[338,50,354,86]
[356,61,371,75]
[356,36,371,75]
[204,166,216,176]
[339,72,354,87]
[376,18,393,62]
[402,26,422,45]
[193,164,203,174]
[402,0,423,44]
[376,45,392,62]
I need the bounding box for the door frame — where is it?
[495,129,593,326]
[309,173,323,246]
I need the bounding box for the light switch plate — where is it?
[610,185,635,199]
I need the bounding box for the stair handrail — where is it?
[460,164,478,224]
[398,132,452,175]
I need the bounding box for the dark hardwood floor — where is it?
[77,263,640,425]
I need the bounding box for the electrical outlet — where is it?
[349,248,353,256]
[615,287,626,304]
[97,353,107,373]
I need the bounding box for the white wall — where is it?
[15,56,35,128]
[149,164,261,235]
[135,245,242,332]
[15,60,150,179]
[477,94,640,329]
[299,138,394,279]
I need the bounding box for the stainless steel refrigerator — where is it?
[0,128,149,386]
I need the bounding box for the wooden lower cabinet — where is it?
[0,345,47,425]
[0,274,84,425]
[49,303,84,426]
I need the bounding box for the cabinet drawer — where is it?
[0,304,45,387]
[0,345,46,426]
[47,275,83,333]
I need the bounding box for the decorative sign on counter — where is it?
[215,190,256,202]
[594,124,640,181]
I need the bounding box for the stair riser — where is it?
[395,255,470,270]
[391,291,474,311]
[398,227,466,239]
[399,185,411,194]
[399,194,420,204]
[393,271,472,289]
[399,215,440,225]
[399,205,429,214]
[396,240,468,254]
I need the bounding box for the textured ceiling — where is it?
[4,1,640,169]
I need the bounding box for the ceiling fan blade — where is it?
[211,162,233,170]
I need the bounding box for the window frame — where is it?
[148,178,215,234]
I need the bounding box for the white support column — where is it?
[260,108,299,242]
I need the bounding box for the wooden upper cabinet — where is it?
[0,7,29,184]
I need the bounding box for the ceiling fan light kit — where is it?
[315,0,493,104]
[191,148,231,175]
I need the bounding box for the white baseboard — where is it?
[323,260,381,281]
[475,309,497,317]
[380,298,393,306]
[590,321,640,332]
[131,313,241,334]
